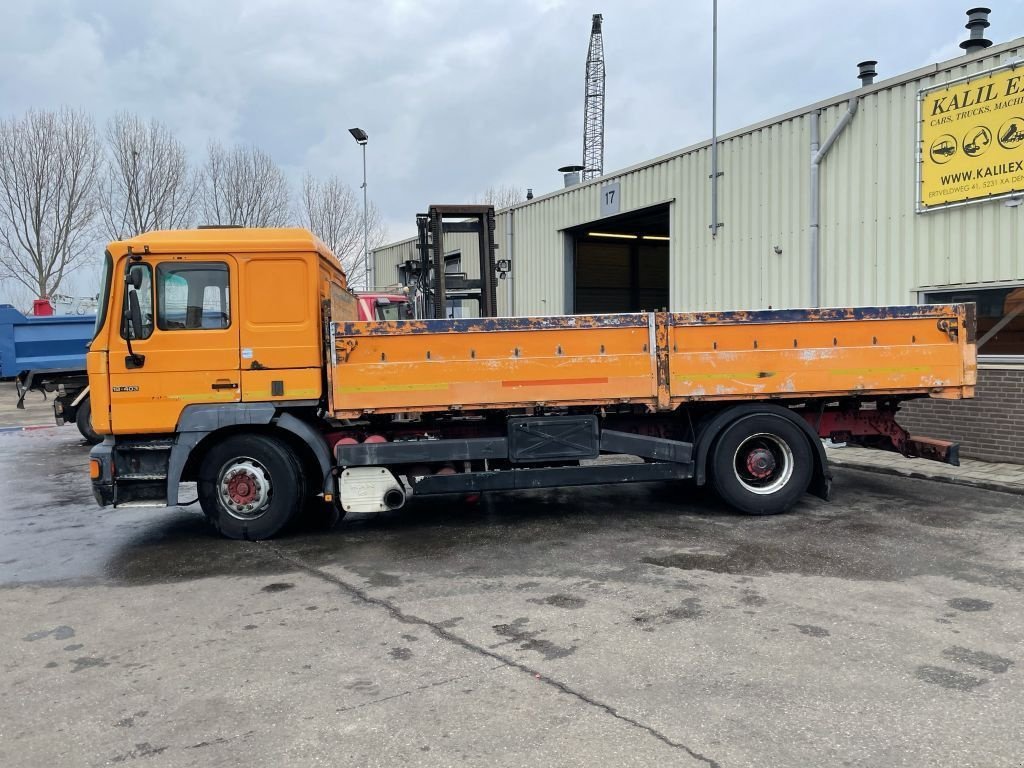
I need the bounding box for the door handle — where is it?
[211,381,238,390]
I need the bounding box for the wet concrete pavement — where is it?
[1,427,1023,767]
[0,380,61,430]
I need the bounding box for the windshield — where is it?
[92,251,113,341]
[375,300,411,321]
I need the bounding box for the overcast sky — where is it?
[1,0,1023,305]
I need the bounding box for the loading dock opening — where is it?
[567,203,670,314]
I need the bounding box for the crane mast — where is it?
[582,13,605,181]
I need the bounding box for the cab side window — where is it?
[121,264,154,340]
[157,263,230,331]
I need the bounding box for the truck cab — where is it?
[87,228,354,436]
[87,228,356,533]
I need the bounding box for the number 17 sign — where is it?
[600,181,621,216]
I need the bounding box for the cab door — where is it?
[107,255,240,434]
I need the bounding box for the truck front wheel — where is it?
[75,397,101,445]
[710,414,813,515]
[197,434,303,540]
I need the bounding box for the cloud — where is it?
[0,0,1021,302]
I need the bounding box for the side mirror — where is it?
[128,264,145,290]
[122,262,148,367]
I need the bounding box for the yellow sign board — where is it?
[919,64,1024,209]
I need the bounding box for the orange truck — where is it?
[87,228,976,539]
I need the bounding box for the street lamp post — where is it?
[348,127,370,289]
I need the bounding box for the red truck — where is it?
[355,291,415,321]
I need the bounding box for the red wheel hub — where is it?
[226,471,259,505]
[745,447,776,479]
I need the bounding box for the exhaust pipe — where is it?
[383,487,406,510]
[960,7,992,54]
[558,164,584,188]
[857,60,877,87]
[339,467,407,514]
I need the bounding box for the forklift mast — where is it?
[414,205,499,319]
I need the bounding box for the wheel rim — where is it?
[732,433,794,495]
[217,457,273,520]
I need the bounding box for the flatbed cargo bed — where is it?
[329,304,976,417]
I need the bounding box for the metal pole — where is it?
[809,111,820,308]
[809,97,859,307]
[710,0,719,237]
[506,209,515,316]
[361,142,369,289]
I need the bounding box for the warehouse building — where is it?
[373,28,1024,463]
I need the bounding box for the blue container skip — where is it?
[0,304,96,379]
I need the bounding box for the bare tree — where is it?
[478,184,525,209]
[201,142,290,227]
[0,282,33,314]
[0,108,101,298]
[297,174,386,288]
[99,113,198,239]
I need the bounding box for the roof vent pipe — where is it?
[857,60,877,86]
[960,7,992,53]
[558,165,584,188]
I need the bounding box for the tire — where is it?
[75,397,102,445]
[197,434,304,540]
[296,452,344,530]
[709,414,813,515]
[298,495,344,531]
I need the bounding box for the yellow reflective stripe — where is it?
[337,382,450,394]
[673,372,766,381]
[168,393,236,401]
[675,365,934,381]
[827,366,933,376]
[243,388,319,397]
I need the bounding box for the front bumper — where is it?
[89,436,171,508]
[90,439,115,507]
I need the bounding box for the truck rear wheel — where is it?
[75,397,101,445]
[710,414,812,515]
[197,434,303,540]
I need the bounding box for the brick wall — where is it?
[897,366,1024,464]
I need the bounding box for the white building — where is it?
[373,31,1024,463]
